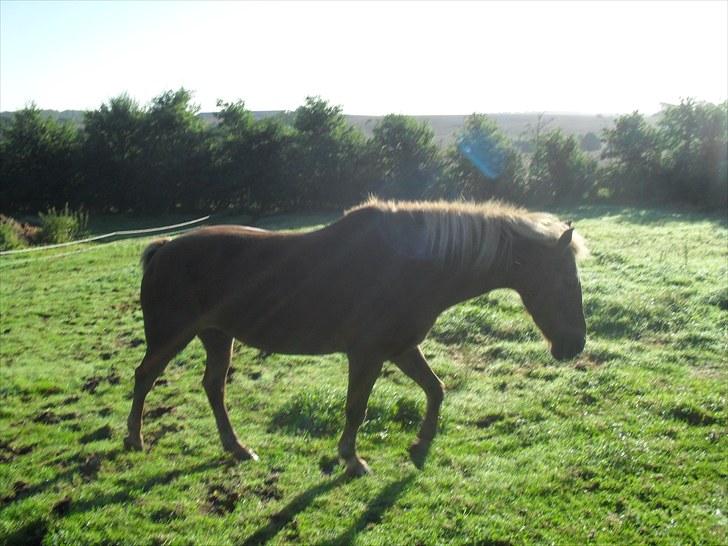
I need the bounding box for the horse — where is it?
[124,198,588,476]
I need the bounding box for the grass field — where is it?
[0,205,726,545]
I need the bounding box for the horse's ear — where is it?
[565,220,573,228]
[557,228,574,251]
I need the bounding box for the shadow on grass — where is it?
[69,459,223,514]
[2,517,48,546]
[1,451,224,545]
[239,474,348,546]
[0,447,124,509]
[239,473,415,546]
[320,473,415,546]
[0,447,221,515]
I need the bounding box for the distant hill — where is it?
[0,109,88,126]
[345,113,622,145]
[1,109,626,146]
[203,111,623,145]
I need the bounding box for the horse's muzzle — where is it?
[551,336,586,361]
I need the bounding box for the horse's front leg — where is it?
[338,353,383,477]
[392,346,445,469]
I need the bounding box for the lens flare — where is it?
[458,134,507,180]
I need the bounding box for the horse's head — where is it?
[509,227,586,361]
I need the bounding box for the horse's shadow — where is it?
[239,475,348,546]
[0,447,125,509]
[0,447,222,514]
[319,474,415,546]
[69,458,224,514]
[5,445,415,546]
[239,473,415,546]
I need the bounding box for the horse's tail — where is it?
[140,238,171,274]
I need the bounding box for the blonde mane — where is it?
[347,197,588,269]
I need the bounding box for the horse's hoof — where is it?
[123,436,144,452]
[409,441,430,469]
[344,457,371,478]
[229,444,259,462]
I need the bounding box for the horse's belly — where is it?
[233,322,345,355]
[207,277,434,357]
[214,297,349,355]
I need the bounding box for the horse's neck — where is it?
[433,257,511,311]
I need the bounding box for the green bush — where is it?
[0,221,26,251]
[39,204,88,244]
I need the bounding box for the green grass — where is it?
[0,206,726,545]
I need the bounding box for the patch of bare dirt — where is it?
[81,376,103,394]
[145,405,174,420]
[113,300,138,314]
[52,496,72,517]
[81,368,122,394]
[252,470,283,502]
[0,480,31,505]
[79,454,101,480]
[80,424,113,444]
[115,332,145,350]
[0,440,34,463]
[669,406,718,426]
[146,423,181,447]
[204,483,240,515]
[151,506,184,522]
[33,410,78,425]
[475,413,505,428]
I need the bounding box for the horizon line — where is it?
[1,107,677,117]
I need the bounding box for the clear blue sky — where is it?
[1,0,726,114]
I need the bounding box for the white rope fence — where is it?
[0,243,115,267]
[0,226,207,270]
[0,215,211,256]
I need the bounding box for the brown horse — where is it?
[124,198,587,476]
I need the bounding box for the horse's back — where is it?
[140,225,281,322]
[139,217,439,356]
[139,224,357,351]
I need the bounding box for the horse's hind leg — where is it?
[199,329,258,461]
[392,346,445,469]
[125,339,189,451]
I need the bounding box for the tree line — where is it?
[0,90,725,215]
